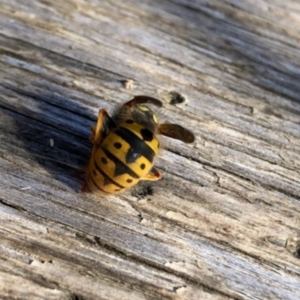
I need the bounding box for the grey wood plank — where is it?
[1,0,300,299]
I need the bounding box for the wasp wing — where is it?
[158,123,195,143]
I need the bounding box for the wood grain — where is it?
[1,0,300,299]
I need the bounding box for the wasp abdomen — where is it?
[86,121,159,194]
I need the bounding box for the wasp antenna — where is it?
[124,95,163,108]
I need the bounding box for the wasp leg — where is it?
[77,167,88,192]
[74,168,87,174]
[81,180,88,192]
[76,168,88,193]
[90,109,110,145]
[90,110,116,144]
[90,125,96,140]
[80,109,113,193]
[158,123,195,143]
[124,95,163,108]
[140,167,162,181]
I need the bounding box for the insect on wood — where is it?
[81,95,195,194]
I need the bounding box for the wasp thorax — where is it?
[129,105,159,133]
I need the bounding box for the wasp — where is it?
[81,95,195,194]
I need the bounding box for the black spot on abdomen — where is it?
[140,128,153,141]
[114,142,122,149]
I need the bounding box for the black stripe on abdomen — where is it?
[102,148,140,179]
[114,127,155,164]
[93,159,126,189]
[87,173,109,193]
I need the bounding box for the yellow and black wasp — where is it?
[81,95,195,194]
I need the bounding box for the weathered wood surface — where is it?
[1,0,300,299]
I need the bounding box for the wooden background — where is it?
[1,0,300,299]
